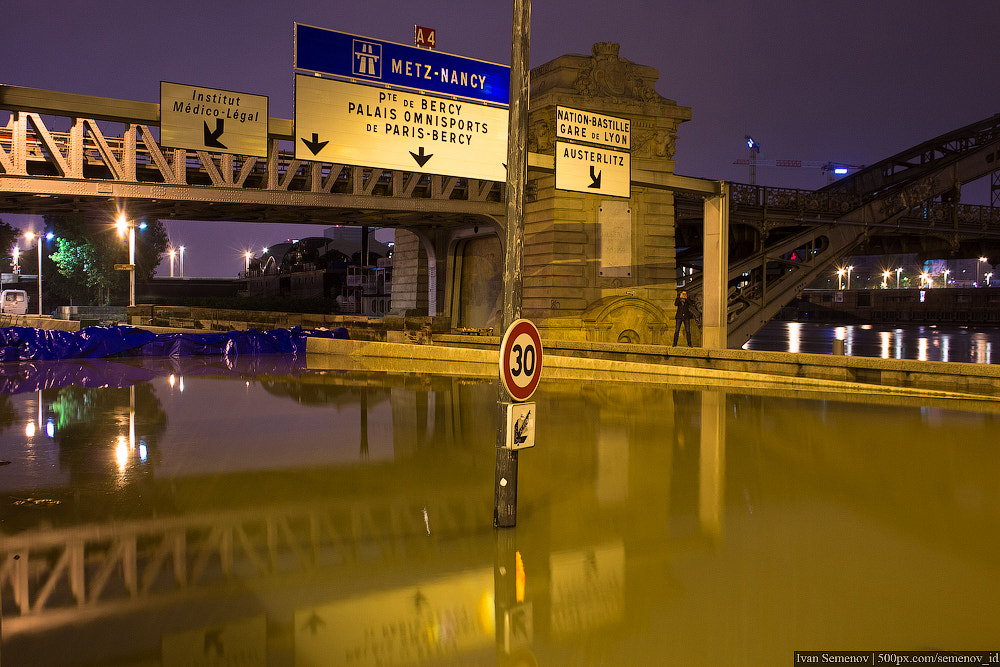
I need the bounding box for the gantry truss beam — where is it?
[0,85,504,226]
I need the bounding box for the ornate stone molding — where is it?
[572,43,658,103]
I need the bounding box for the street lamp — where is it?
[979,257,988,286]
[919,271,930,288]
[168,248,176,278]
[847,265,854,290]
[116,215,136,308]
[116,215,146,308]
[179,246,185,278]
[837,267,846,290]
[882,270,891,288]
[896,267,903,288]
[23,231,52,316]
[942,269,950,287]
[987,272,994,288]
[244,251,252,275]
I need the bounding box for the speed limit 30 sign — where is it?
[499,319,543,401]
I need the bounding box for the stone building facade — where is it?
[392,43,692,345]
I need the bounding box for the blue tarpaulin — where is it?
[0,325,348,363]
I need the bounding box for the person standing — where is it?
[673,290,693,346]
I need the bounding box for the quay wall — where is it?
[795,287,1000,325]
[9,306,1000,400]
[309,334,1000,400]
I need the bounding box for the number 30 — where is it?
[511,343,536,377]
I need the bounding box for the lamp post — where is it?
[116,215,136,307]
[116,215,146,308]
[23,231,51,316]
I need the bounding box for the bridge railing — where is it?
[727,182,1000,230]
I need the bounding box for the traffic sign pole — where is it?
[494,0,530,531]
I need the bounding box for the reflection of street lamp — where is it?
[896,267,903,288]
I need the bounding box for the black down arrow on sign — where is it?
[204,119,227,150]
[588,165,602,189]
[410,147,433,167]
[301,133,329,156]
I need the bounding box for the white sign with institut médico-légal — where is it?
[160,81,268,157]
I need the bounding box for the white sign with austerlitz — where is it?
[555,141,631,198]
[294,74,508,181]
[160,82,268,157]
[555,106,630,150]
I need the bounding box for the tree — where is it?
[0,218,22,272]
[46,213,169,306]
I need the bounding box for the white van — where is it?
[1,290,28,315]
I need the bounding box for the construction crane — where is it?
[732,157,866,184]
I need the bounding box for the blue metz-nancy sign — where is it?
[295,24,510,106]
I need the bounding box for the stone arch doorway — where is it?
[581,296,669,345]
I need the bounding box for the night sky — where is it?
[4,0,999,277]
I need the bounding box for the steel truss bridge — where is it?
[4,85,1000,347]
[0,86,505,228]
[677,114,1000,347]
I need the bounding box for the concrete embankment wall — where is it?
[307,335,1000,401]
[12,308,1000,400]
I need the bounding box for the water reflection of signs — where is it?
[161,616,266,666]
[294,569,494,666]
[549,543,625,637]
[504,602,534,653]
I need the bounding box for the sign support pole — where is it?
[495,0,530,529]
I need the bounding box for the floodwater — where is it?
[745,320,1000,363]
[1,356,999,666]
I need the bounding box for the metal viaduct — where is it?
[3,85,1000,348]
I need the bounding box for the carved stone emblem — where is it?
[573,42,657,102]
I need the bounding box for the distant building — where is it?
[241,226,393,314]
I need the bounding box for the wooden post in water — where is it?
[494,0,530,529]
